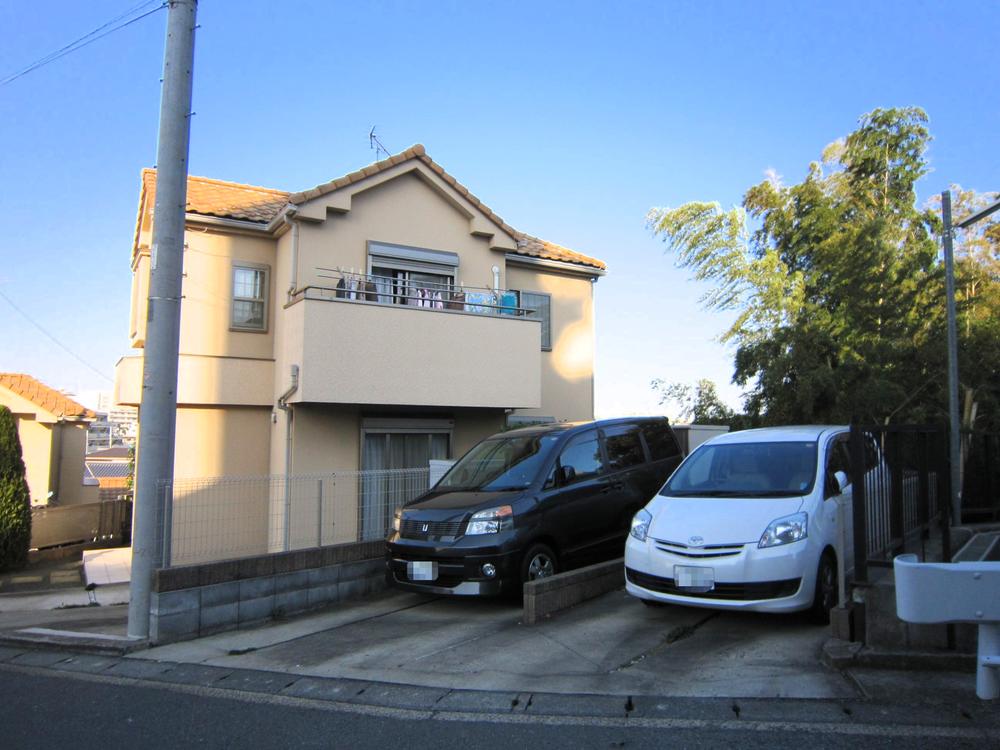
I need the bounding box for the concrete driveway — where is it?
[136,588,857,700]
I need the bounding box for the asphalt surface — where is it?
[2,663,995,749]
[1,580,996,746]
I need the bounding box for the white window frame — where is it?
[231,262,269,332]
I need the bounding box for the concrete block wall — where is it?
[523,557,623,625]
[862,575,977,654]
[149,541,385,644]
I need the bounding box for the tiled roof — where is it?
[139,146,606,271]
[85,461,132,479]
[87,446,131,460]
[0,374,95,420]
[141,168,290,224]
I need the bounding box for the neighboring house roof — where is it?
[87,446,131,460]
[0,374,95,420]
[84,461,132,479]
[137,145,606,271]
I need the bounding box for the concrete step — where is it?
[953,531,1000,562]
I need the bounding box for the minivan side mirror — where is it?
[825,470,848,497]
[557,465,576,486]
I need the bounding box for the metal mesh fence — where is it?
[156,468,430,567]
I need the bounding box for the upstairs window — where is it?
[368,241,458,306]
[518,291,551,350]
[232,264,268,331]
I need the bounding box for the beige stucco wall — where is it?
[269,404,362,550]
[15,418,53,505]
[167,406,272,564]
[290,297,541,409]
[180,229,277,359]
[115,354,274,408]
[504,263,596,422]
[294,170,510,296]
[451,408,507,457]
[57,423,98,506]
[129,252,150,346]
[173,406,271,479]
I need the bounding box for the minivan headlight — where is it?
[759,512,808,548]
[465,505,513,535]
[630,508,652,542]
[392,507,403,532]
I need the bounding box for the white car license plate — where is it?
[674,565,715,592]
[407,561,438,581]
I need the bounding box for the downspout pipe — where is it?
[276,364,299,550]
[284,208,300,299]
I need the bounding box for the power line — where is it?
[0,288,113,383]
[1,1,167,88]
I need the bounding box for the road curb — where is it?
[0,630,147,656]
[821,637,977,672]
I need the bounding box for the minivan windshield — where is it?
[660,441,818,498]
[437,434,561,492]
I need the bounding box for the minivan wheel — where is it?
[809,551,838,625]
[521,544,558,583]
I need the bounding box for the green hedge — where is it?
[0,406,31,570]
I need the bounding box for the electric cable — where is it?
[1,1,167,88]
[0,288,113,382]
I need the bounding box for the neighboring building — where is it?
[84,446,133,493]
[114,145,606,555]
[0,373,97,506]
[86,408,138,453]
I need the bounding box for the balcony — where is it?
[286,282,542,409]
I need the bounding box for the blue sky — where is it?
[1,1,997,417]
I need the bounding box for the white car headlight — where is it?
[465,505,513,535]
[759,512,808,548]
[630,508,652,542]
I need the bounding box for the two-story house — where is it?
[115,145,605,559]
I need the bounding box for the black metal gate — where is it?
[849,424,950,584]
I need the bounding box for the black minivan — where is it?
[385,417,683,596]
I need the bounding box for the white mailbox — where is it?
[894,553,1000,699]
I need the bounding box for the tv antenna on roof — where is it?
[369,127,390,161]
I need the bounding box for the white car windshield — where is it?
[437,435,561,492]
[661,441,818,498]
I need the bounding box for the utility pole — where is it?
[128,0,198,640]
[943,191,1000,528]
[941,190,961,527]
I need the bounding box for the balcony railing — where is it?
[300,268,537,318]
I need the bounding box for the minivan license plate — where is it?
[407,561,438,581]
[674,565,714,592]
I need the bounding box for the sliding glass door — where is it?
[359,424,451,540]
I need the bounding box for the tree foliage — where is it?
[652,378,755,430]
[0,406,31,570]
[649,107,999,428]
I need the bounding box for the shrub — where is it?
[0,406,31,569]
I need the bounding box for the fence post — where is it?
[161,480,173,568]
[317,478,323,548]
[918,430,930,538]
[849,425,869,585]
[939,430,952,563]
[889,429,904,555]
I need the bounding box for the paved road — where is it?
[2,667,993,749]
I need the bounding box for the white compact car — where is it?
[625,426,859,622]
